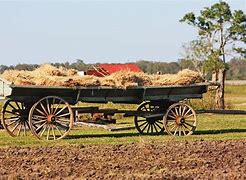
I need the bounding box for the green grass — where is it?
[0,85,246,147]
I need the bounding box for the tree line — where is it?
[0,58,245,80]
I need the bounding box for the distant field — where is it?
[0,85,245,147]
[225,80,246,85]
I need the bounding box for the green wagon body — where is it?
[0,78,208,104]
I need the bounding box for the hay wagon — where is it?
[0,77,208,140]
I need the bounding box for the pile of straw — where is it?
[0,64,204,88]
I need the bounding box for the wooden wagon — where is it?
[0,77,208,140]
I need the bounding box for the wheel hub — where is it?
[47,115,56,123]
[176,116,185,125]
[146,118,155,124]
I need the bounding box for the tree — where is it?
[180,1,246,109]
[181,39,211,77]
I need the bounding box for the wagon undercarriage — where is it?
[1,96,198,140]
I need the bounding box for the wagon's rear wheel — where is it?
[163,103,197,136]
[134,102,164,135]
[29,96,74,140]
[1,99,30,137]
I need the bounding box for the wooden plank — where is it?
[196,110,246,115]
[75,121,109,129]
[108,126,136,131]
[74,121,135,131]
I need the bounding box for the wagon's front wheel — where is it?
[1,99,30,137]
[29,96,74,140]
[163,103,197,136]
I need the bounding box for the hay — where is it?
[33,64,77,76]
[0,64,204,88]
[150,69,203,86]
[100,70,152,88]
[62,76,100,87]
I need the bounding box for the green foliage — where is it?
[180,1,246,67]
[203,51,227,72]
[190,90,233,110]
[136,60,180,74]
[181,39,211,76]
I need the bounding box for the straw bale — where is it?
[0,64,204,88]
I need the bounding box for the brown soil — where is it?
[0,140,245,179]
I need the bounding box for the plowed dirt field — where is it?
[0,140,246,179]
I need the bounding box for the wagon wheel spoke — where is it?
[51,98,56,114]
[55,126,63,136]
[155,120,163,124]
[4,110,19,116]
[36,121,47,132]
[51,126,56,140]
[17,123,23,136]
[53,100,62,115]
[46,125,51,140]
[138,121,148,128]
[175,107,179,116]
[182,123,192,131]
[15,101,21,111]
[11,122,20,133]
[39,124,47,137]
[166,122,176,127]
[56,112,71,118]
[1,100,30,137]
[55,122,69,131]
[184,122,196,129]
[35,108,48,117]
[46,98,51,114]
[141,123,149,132]
[6,119,19,127]
[29,96,74,140]
[164,103,197,136]
[173,126,179,136]
[152,123,158,132]
[154,121,163,130]
[40,102,49,116]
[8,103,19,112]
[181,125,187,136]
[135,102,164,135]
[55,106,68,116]
[151,124,154,134]
[23,121,26,136]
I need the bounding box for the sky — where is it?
[0,0,245,65]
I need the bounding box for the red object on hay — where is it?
[86,64,142,77]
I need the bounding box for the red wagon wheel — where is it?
[1,99,30,137]
[29,96,74,140]
[163,103,197,136]
[134,102,164,135]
